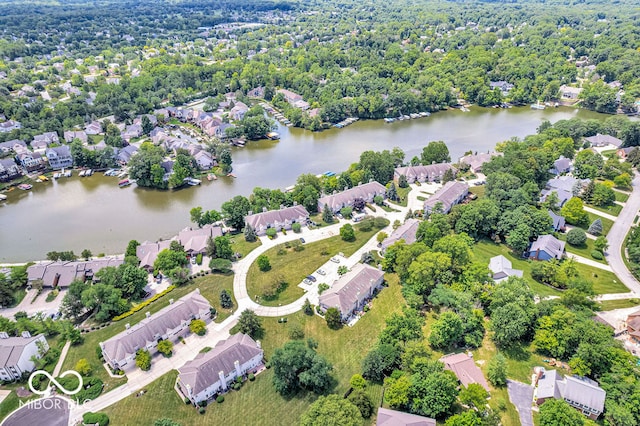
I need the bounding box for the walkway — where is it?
[52,341,71,377]
[507,380,534,426]
[583,205,617,222]
[566,253,612,271]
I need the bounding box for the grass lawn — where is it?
[103,275,405,426]
[599,298,640,311]
[392,186,411,207]
[556,234,606,264]
[583,212,614,235]
[61,274,234,390]
[469,185,486,198]
[246,225,383,306]
[587,202,622,217]
[614,190,630,203]
[579,264,629,294]
[228,233,262,258]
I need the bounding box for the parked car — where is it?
[316,269,326,275]
[330,256,340,263]
[303,278,312,285]
[306,275,317,282]
[299,238,305,243]
[190,257,197,265]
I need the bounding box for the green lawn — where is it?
[587,202,622,217]
[579,264,629,294]
[614,191,630,203]
[599,298,640,311]
[247,225,383,306]
[583,212,614,235]
[103,275,405,426]
[557,234,606,264]
[228,233,262,258]
[390,186,411,207]
[469,185,486,198]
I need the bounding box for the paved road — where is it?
[507,380,534,426]
[605,173,640,295]
[0,288,65,319]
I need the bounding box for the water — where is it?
[0,106,611,262]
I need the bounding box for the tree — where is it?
[594,236,609,253]
[257,254,271,272]
[487,353,507,387]
[220,289,233,309]
[350,374,366,390]
[340,224,356,242]
[126,240,140,258]
[588,218,603,236]
[385,375,411,409]
[135,349,151,371]
[566,228,587,246]
[237,309,262,338]
[60,280,89,322]
[337,265,348,276]
[154,248,187,273]
[614,172,632,189]
[445,411,483,426]
[271,340,333,395]
[398,174,409,188]
[75,358,93,376]
[292,223,302,233]
[213,236,233,260]
[244,224,258,242]
[141,115,154,135]
[591,183,616,207]
[189,319,207,336]
[221,195,251,230]
[353,198,366,211]
[506,223,531,254]
[362,343,401,382]
[322,204,334,223]
[340,206,353,219]
[303,299,313,315]
[409,370,460,418]
[421,141,451,164]
[300,395,362,426]
[81,283,128,322]
[387,182,398,201]
[561,197,589,226]
[539,399,585,426]
[428,311,464,350]
[209,258,232,273]
[348,389,373,419]
[157,339,173,356]
[95,263,148,300]
[81,249,92,260]
[459,383,488,410]
[325,307,342,329]
[573,149,604,180]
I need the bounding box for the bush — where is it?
[83,412,109,426]
[318,283,329,294]
[265,228,277,238]
[566,228,587,246]
[199,407,205,414]
[190,319,207,336]
[113,285,176,321]
[257,254,271,272]
[196,253,203,265]
[289,323,305,340]
[135,349,151,371]
[340,224,356,242]
[265,362,271,369]
[249,373,255,381]
[217,395,225,403]
[233,382,242,390]
[591,250,604,260]
[184,397,191,404]
[292,223,302,233]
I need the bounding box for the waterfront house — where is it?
[0,139,27,154]
[540,176,590,207]
[193,150,215,170]
[136,240,173,272]
[376,408,436,426]
[318,263,385,321]
[17,152,45,172]
[244,205,310,235]
[0,333,49,381]
[585,133,622,148]
[277,89,309,110]
[0,158,22,182]
[393,163,456,184]
[26,257,124,288]
[317,181,387,213]
[380,218,420,254]
[488,255,523,283]
[489,81,514,96]
[527,235,565,261]
[122,123,143,142]
[116,145,138,165]
[549,156,572,175]
[559,85,583,100]
[423,181,469,214]
[177,333,263,405]
[63,130,88,144]
[440,352,490,391]
[534,368,606,420]
[230,101,249,121]
[177,225,223,256]
[46,146,73,170]
[626,309,640,343]
[459,152,501,173]
[100,289,211,370]
[33,132,59,146]
[0,120,21,133]
[30,138,50,153]
[548,210,566,232]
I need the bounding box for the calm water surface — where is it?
[0,106,611,262]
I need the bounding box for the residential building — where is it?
[193,150,215,170]
[0,120,21,133]
[549,156,572,175]
[559,85,583,100]
[116,145,138,165]
[440,352,490,391]
[489,81,514,96]
[380,218,420,254]
[244,205,310,235]
[0,158,22,182]
[317,181,387,213]
[393,163,456,184]
[318,263,385,321]
[177,225,223,256]
[136,240,173,272]
[277,89,309,110]
[30,138,49,153]
[17,152,45,172]
[63,130,88,144]
[230,101,249,121]
[626,309,640,343]
[540,176,590,207]
[423,181,469,214]
[26,257,124,288]
[177,333,263,405]
[534,368,606,420]
[46,146,73,170]
[528,235,565,261]
[376,407,436,426]
[459,152,501,173]
[539,188,573,208]
[122,124,143,141]
[616,147,637,159]
[488,255,523,283]
[548,210,566,232]
[585,133,622,148]
[84,121,103,135]
[100,289,212,370]
[33,132,59,146]
[0,333,49,381]
[0,139,27,154]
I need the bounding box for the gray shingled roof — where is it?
[381,218,420,251]
[101,289,211,363]
[563,375,606,414]
[0,334,44,368]
[536,369,561,399]
[376,407,436,426]
[440,352,490,391]
[459,152,501,172]
[423,181,469,213]
[244,205,309,231]
[319,263,384,317]
[178,225,223,254]
[530,235,565,259]
[318,182,386,212]
[488,255,523,281]
[585,133,622,148]
[394,163,455,181]
[178,333,263,395]
[548,210,566,231]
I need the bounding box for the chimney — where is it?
[169,298,174,304]
[279,204,284,210]
[21,331,31,338]
[146,312,151,318]
[234,360,242,378]
[262,206,267,212]
[256,340,261,349]
[219,371,227,389]
[248,210,253,216]
[293,201,297,206]
[0,332,9,339]
[125,323,130,330]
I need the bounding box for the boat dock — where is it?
[384,112,430,123]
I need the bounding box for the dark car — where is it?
[300,238,305,243]
[306,275,317,282]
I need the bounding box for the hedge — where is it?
[83,412,109,426]
[112,285,176,321]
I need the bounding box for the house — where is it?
[0,139,27,154]
[30,138,50,153]
[247,87,265,98]
[0,333,49,381]
[318,181,387,213]
[423,181,469,214]
[0,158,22,182]
[46,146,73,170]
[616,147,637,159]
[440,352,490,391]
[585,133,622,148]
[244,205,310,235]
[17,152,45,172]
[393,163,456,184]
[540,176,590,207]
[528,235,565,261]
[277,89,309,109]
[539,188,573,208]
[0,120,22,133]
[177,333,263,405]
[459,152,501,173]
[177,225,223,255]
[193,150,215,170]
[376,407,436,426]
[380,218,420,254]
[84,121,103,135]
[318,263,385,321]
[548,210,566,232]
[63,130,88,144]
[26,257,124,288]
[230,101,249,121]
[488,255,523,283]
[136,240,173,272]
[33,132,59,146]
[626,309,640,343]
[116,145,138,165]
[549,156,572,175]
[122,123,143,141]
[559,85,583,100]
[534,368,606,420]
[489,81,514,96]
[100,289,212,370]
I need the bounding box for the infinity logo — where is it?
[28,370,84,396]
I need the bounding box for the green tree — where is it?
[566,228,587,246]
[428,311,464,350]
[421,141,451,165]
[588,218,603,236]
[153,249,187,274]
[221,195,251,230]
[219,289,233,309]
[81,283,128,322]
[271,340,333,395]
[459,383,488,410]
[539,399,585,426]
[573,149,604,180]
[322,204,334,224]
[594,236,609,253]
[409,370,459,418]
[244,224,258,242]
[362,343,401,382]
[325,307,342,329]
[340,206,353,219]
[189,319,206,336]
[300,394,362,426]
[385,375,411,409]
[214,236,233,260]
[506,223,531,254]
[561,197,589,227]
[209,258,232,273]
[340,224,356,242]
[81,249,92,260]
[487,353,507,387]
[445,411,482,426]
[591,183,616,207]
[75,358,93,376]
[614,173,632,189]
[157,339,173,356]
[237,309,262,338]
[303,298,313,315]
[141,115,154,135]
[348,389,373,419]
[135,349,151,371]
[350,374,366,390]
[257,254,271,272]
[125,240,140,258]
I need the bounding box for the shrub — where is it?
[184,397,191,404]
[566,228,587,246]
[233,382,241,390]
[217,395,225,403]
[257,254,271,272]
[591,250,604,260]
[292,223,302,233]
[196,253,203,265]
[318,283,330,294]
[265,228,277,238]
[113,285,176,321]
[265,362,271,369]
[289,323,305,340]
[75,358,93,376]
[199,407,205,414]
[249,373,255,381]
[189,319,207,336]
[135,349,151,371]
[83,412,109,426]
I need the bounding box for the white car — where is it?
[330,256,340,263]
[317,269,326,275]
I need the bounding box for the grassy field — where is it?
[557,234,606,264]
[393,186,411,207]
[614,190,630,203]
[246,225,382,306]
[599,298,640,311]
[469,185,486,198]
[60,274,234,389]
[103,275,405,426]
[578,264,629,294]
[587,202,622,217]
[228,233,262,258]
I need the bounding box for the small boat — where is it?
[460,106,470,112]
[226,173,237,178]
[207,173,217,181]
[403,115,410,120]
[531,101,545,110]
[104,169,115,176]
[64,170,72,177]
[384,118,395,123]
[38,175,49,182]
[184,177,201,186]
[0,194,7,201]
[18,183,32,190]
[266,132,280,140]
[117,170,127,178]
[78,170,86,177]
[53,172,61,179]
[118,179,131,187]
[85,169,93,176]
[410,113,419,119]
[324,171,335,177]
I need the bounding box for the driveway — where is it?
[507,380,534,426]
[0,288,65,319]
